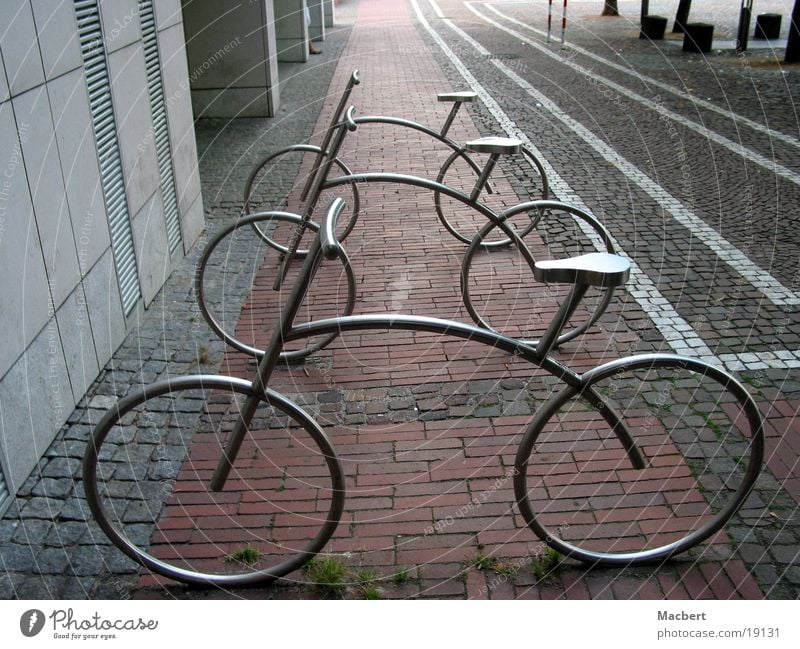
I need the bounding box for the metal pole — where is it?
[561,0,567,46]
[737,0,753,52]
[786,0,800,63]
[548,0,553,42]
[440,102,461,138]
[469,154,500,203]
[672,0,692,33]
[641,0,650,23]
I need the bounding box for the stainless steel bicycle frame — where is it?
[261,75,512,291]
[85,198,764,582]
[271,104,552,287]
[210,198,643,493]
[293,70,491,207]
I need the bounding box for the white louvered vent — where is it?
[139,0,182,252]
[0,465,9,513]
[74,0,141,314]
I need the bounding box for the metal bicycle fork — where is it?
[211,202,349,492]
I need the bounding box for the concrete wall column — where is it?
[324,0,336,28]
[308,0,325,41]
[275,0,309,62]
[181,0,280,117]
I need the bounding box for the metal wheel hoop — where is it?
[196,211,358,361]
[513,353,765,566]
[82,375,346,587]
[460,200,617,347]
[434,145,549,247]
[243,144,362,256]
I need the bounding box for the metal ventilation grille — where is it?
[0,465,9,513]
[75,0,141,314]
[139,0,182,252]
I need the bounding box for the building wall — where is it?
[0,0,203,510]
[275,0,310,63]
[180,0,337,119]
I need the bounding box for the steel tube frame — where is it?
[211,202,349,491]
[299,70,361,203]
[86,199,765,584]
[209,199,640,489]
[83,375,347,587]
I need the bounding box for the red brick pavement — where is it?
[129,0,793,599]
[761,401,800,505]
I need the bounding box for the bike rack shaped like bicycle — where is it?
[85,198,765,588]
[198,106,614,363]
[243,69,550,253]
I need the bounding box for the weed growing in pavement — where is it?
[355,568,379,586]
[393,567,411,585]
[472,553,517,577]
[196,344,211,365]
[703,414,725,441]
[223,544,263,567]
[353,568,384,599]
[304,555,348,594]
[362,586,382,599]
[531,547,564,582]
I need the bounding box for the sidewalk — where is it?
[134,0,792,599]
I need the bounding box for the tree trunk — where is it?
[602,0,619,17]
[672,0,692,32]
[786,0,800,63]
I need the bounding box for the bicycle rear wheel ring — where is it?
[243,144,361,256]
[434,146,548,247]
[460,200,615,347]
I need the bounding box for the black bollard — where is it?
[754,13,782,39]
[640,15,668,40]
[683,23,714,53]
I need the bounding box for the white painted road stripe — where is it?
[412,0,719,362]
[481,1,800,153]
[723,350,800,371]
[471,1,800,190]
[419,0,800,370]
[450,2,800,308]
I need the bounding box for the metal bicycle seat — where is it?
[534,252,631,288]
[466,136,523,155]
[437,91,478,103]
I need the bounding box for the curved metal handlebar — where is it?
[321,198,346,260]
[344,106,358,131]
[350,70,360,86]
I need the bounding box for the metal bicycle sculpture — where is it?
[242,69,550,252]
[84,197,764,588]
[198,105,611,364]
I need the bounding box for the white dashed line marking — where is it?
[412,0,799,370]
[481,1,800,153]
[412,0,717,361]
[464,1,800,307]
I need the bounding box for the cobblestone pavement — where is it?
[0,11,355,599]
[2,0,799,600]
